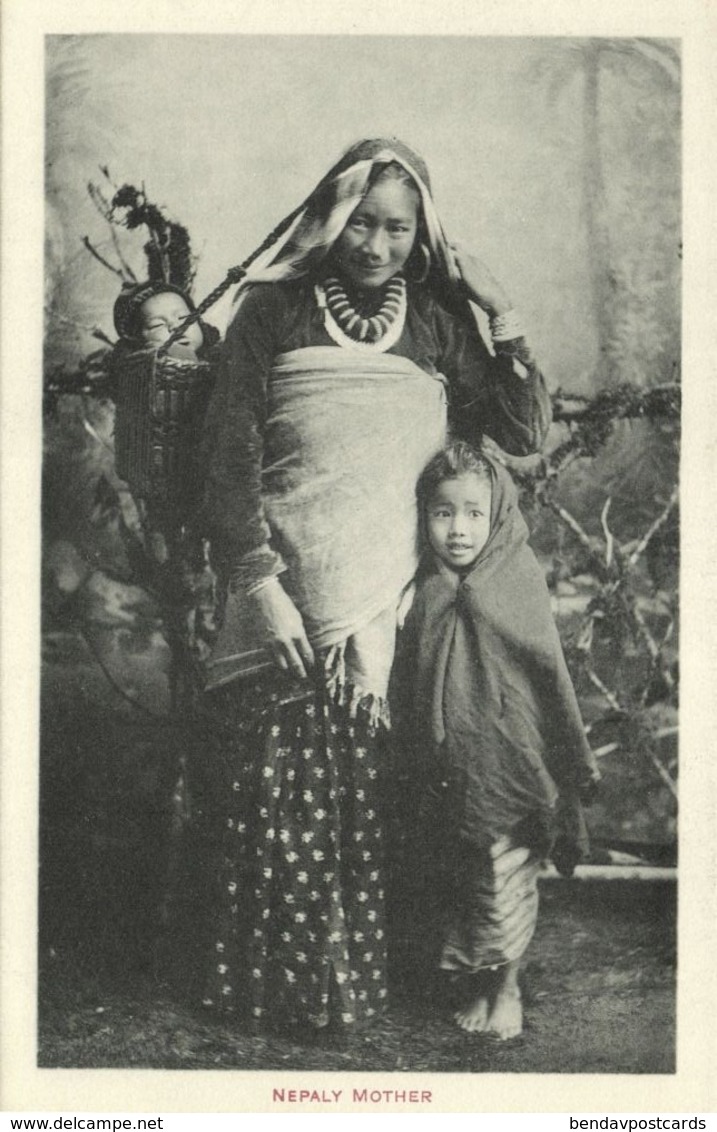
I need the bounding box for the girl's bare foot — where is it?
[485,986,522,1040]
[454,995,490,1033]
[453,960,524,1038]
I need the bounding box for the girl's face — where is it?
[334,177,419,291]
[426,473,492,571]
[139,292,204,354]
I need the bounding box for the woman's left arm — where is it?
[445,246,552,456]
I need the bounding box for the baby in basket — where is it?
[112,280,219,360]
[110,278,222,659]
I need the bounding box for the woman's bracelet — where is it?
[489,309,524,343]
[229,544,287,594]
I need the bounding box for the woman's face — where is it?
[334,177,419,291]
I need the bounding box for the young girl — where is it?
[391,441,599,1040]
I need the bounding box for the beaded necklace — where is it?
[315,275,407,352]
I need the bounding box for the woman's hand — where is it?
[450,243,513,316]
[251,578,315,680]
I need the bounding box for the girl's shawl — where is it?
[393,455,599,851]
[263,345,448,708]
[236,137,462,300]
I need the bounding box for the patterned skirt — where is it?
[189,672,390,1030]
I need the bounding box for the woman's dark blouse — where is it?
[201,278,552,590]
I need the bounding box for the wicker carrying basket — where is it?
[112,347,275,690]
[113,347,215,511]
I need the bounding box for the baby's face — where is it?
[426,472,492,571]
[139,292,204,355]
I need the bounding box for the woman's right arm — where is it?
[435,298,552,457]
[201,287,314,679]
[438,249,552,456]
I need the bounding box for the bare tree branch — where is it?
[644,747,678,799]
[628,485,679,566]
[109,224,137,282]
[592,741,620,758]
[585,665,624,714]
[654,726,678,741]
[601,497,614,567]
[551,383,680,423]
[632,606,675,698]
[81,236,124,279]
[87,180,113,221]
[545,497,595,553]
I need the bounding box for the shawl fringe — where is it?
[324,641,391,734]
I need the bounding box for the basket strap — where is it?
[158,196,308,356]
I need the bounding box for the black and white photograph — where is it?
[1,0,714,1116]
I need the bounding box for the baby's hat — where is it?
[113,280,196,342]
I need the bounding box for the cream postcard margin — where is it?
[1,0,715,1116]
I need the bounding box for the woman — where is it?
[192,137,551,1032]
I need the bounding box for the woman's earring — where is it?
[408,242,431,284]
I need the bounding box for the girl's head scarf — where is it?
[238,137,463,300]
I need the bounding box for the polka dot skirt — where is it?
[197,677,389,1029]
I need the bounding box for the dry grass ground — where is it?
[39,879,675,1074]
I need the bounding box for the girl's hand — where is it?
[251,578,315,680]
[450,243,513,316]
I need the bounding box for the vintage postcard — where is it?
[1,0,715,1116]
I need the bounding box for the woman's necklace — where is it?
[315,275,407,352]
